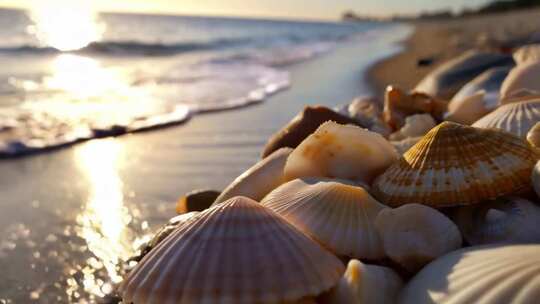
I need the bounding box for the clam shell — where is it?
[373,121,539,208]
[527,122,540,147]
[375,204,462,273]
[533,161,540,198]
[453,197,540,245]
[400,244,540,304]
[213,147,292,205]
[284,121,399,185]
[326,259,403,304]
[261,178,387,259]
[500,61,540,100]
[121,196,344,304]
[472,97,540,138]
[389,114,436,141]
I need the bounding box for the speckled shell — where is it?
[213,147,292,205]
[261,178,387,259]
[373,121,539,208]
[121,196,344,304]
[533,161,540,198]
[472,98,540,138]
[500,61,540,100]
[400,244,540,304]
[453,197,540,245]
[284,121,399,185]
[527,122,540,147]
[326,259,403,304]
[375,204,462,273]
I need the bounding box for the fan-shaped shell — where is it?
[213,147,292,205]
[284,121,399,185]
[500,61,540,100]
[400,244,540,304]
[326,259,403,304]
[121,196,344,304]
[533,161,540,198]
[527,122,540,147]
[261,178,387,259]
[472,97,540,138]
[373,121,539,208]
[375,204,462,272]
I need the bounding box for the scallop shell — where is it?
[453,197,540,245]
[533,161,540,198]
[472,97,540,138]
[373,121,539,208]
[284,121,399,185]
[261,178,387,259]
[389,114,436,141]
[527,122,540,147]
[213,147,292,205]
[326,259,403,304]
[375,204,462,273]
[500,61,540,100]
[400,244,540,304]
[121,196,344,304]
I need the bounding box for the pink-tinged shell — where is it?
[284,121,399,185]
[473,98,540,138]
[400,244,540,304]
[121,196,344,304]
[261,178,387,260]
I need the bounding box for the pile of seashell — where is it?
[120,45,540,303]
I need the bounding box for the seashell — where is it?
[391,136,422,155]
[347,97,391,137]
[527,122,540,147]
[283,121,399,185]
[375,204,462,273]
[261,178,387,259]
[453,197,540,245]
[325,259,403,304]
[445,91,491,125]
[389,114,436,141]
[472,97,540,138]
[513,43,540,64]
[261,105,360,158]
[121,196,345,304]
[176,189,220,214]
[533,161,540,198]
[414,50,514,99]
[373,121,539,208]
[213,147,292,205]
[400,244,540,304]
[500,61,540,101]
[383,86,447,130]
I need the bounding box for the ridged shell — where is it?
[261,178,387,259]
[284,121,399,185]
[373,121,539,208]
[527,122,540,147]
[121,196,345,304]
[453,197,540,245]
[533,161,540,198]
[500,61,540,100]
[325,259,403,304]
[472,98,540,138]
[213,147,292,205]
[375,204,462,272]
[400,244,540,304]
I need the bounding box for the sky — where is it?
[0,0,494,20]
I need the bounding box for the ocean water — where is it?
[0,8,391,156]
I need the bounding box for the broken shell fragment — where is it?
[261,178,387,259]
[389,114,436,141]
[375,204,462,273]
[176,189,220,214]
[283,121,399,185]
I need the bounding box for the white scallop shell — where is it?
[389,114,436,141]
[261,178,387,259]
[121,196,344,304]
[472,98,540,138]
[284,121,399,185]
[528,122,540,147]
[500,61,540,100]
[533,161,540,198]
[400,244,540,304]
[454,197,540,245]
[326,259,403,304]
[213,147,292,205]
[375,204,462,273]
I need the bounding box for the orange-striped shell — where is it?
[121,196,344,304]
[373,121,539,208]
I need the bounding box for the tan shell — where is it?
[533,161,540,198]
[284,121,399,185]
[389,114,436,141]
[500,61,540,101]
[400,244,540,304]
[445,91,493,125]
[213,147,292,205]
[453,197,540,245]
[527,122,540,147]
[261,178,387,259]
[375,204,462,273]
[373,121,539,208]
[347,97,392,137]
[472,97,540,138]
[513,44,540,64]
[121,196,344,304]
[326,259,403,304]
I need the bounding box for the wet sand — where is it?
[0,25,410,303]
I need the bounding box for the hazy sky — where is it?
[0,0,493,20]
